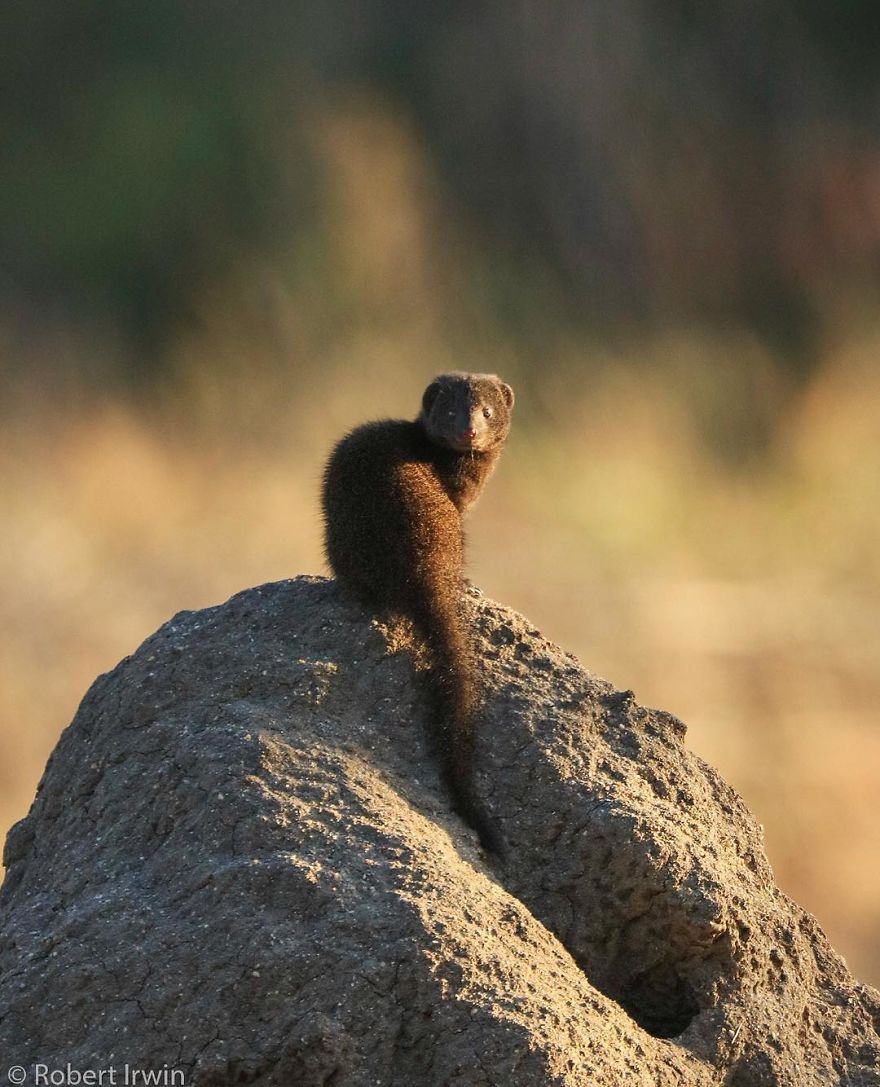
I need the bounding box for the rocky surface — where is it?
[1,576,878,1085]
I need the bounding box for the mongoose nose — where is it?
[464,428,477,440]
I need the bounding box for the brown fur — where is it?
[321,372,515,852]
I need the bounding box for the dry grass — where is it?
[2,335,879,988]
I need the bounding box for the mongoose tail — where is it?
[407,571,502,855]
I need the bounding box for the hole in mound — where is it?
[614,964,700,1038]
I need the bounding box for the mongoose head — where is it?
[419,372,515,453]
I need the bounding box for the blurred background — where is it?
[1,3,878,983]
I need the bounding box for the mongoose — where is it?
[321,372,515,853]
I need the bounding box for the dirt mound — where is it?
[1,577,878,1085]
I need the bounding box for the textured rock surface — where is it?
[1,576,878,1085]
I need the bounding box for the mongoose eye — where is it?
[482,406,493,419]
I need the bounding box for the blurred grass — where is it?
[2,69,880,996]
[2,331,879,988]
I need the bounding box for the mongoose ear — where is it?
[422,379,443,415]
[500,382,515,409]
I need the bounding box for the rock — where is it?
[1,576,878,1086]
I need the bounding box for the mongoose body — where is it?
[321,372,515,851]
